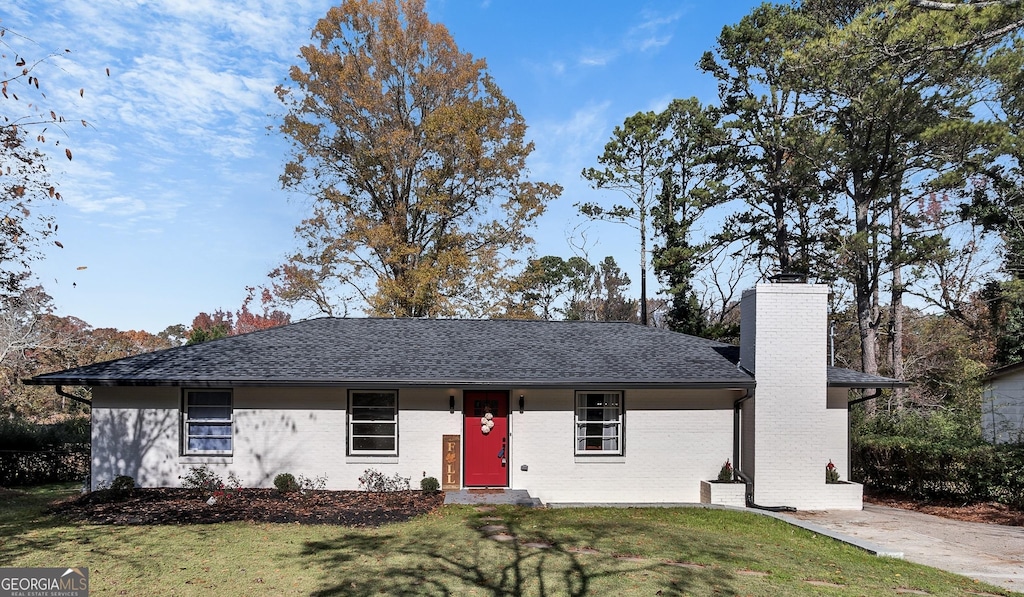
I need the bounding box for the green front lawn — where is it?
[0,484,1012,596]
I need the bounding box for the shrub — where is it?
[225,471,243,491]
[853,431,1024,509]
[110,475,135,492]
[0,416,90,486]
[298,474,327,492]
[179,465,222,495]
[358,468,410,492]
[717,459,734,482]
[0,416,90,450]
[274,473,299,492]
[420,476,440,493]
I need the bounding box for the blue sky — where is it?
[5,1,763,333]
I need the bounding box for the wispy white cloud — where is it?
[645,95,674,113]
[5,0,334,228]
[626,10,682,53]
[578,50,615,67]
[570,7,681,70]
[71,194,147,215]
[528,101,612,183]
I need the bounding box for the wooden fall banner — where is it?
[442,434,461,490]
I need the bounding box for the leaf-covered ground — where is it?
[865,494,1024,526]
[49,488,445,526]
[42,486,1023,527]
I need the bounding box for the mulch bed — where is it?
[865,494,1024,527]
[49,488,445,526]
[44,487,1024,527]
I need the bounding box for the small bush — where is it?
[179,465,222,495]
[274,473,299,492]
[110,475,135,492]
[298,474,327,492]
[358,468,410,492]
[225,471,243,491]
[420,476,440,493]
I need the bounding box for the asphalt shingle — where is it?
[27,318,750,388]
[25,318,904,389]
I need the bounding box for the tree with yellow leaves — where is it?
[273,0,560,318]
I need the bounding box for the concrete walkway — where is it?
[784,505,1024,593]
[443,489,542,507]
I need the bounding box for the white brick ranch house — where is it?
[28,283,903,510]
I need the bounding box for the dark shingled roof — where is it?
[825,366,910,389]
[25,318,903,389]
[712,346,908,389]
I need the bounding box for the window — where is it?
[348,390,398,455]
[575,391,622,455]
[184,390,232,455]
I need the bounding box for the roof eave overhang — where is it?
[25,378,757,390]
[827,381,911,389]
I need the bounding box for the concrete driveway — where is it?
[784,505,1024,593]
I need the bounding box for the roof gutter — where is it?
[25,378,757,390]
[847,388,883,407]
[55,385,91,406]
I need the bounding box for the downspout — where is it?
[733,388,796,513]
[55,385,91,406]
[732,389,753,483]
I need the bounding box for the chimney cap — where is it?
[770,272,807,284]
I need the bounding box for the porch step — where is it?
[443,489,543,507]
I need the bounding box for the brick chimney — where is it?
[738,283,859,509]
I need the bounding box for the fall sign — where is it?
[442,435,460,491]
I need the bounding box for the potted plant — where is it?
[824,459,863,509]
[701,459,746,507]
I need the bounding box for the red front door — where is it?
[463,391,509,487]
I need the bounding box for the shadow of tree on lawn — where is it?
[296,508,747,596]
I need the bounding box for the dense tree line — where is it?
[0,284,290,418]
[267,0,1024,399]
[571,1,1024,392]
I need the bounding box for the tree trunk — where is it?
[855,192,880,415]
[889,182,907,407]
[640,207,649,326]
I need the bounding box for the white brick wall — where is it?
[91,387,180,489]
[91,386,741,502]
[509,388,738,504]
[738,284,859,510]
[91,386,462,490]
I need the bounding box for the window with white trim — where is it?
[575,391,622,454]
[348,390,398,455]
[183,389,233,455]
